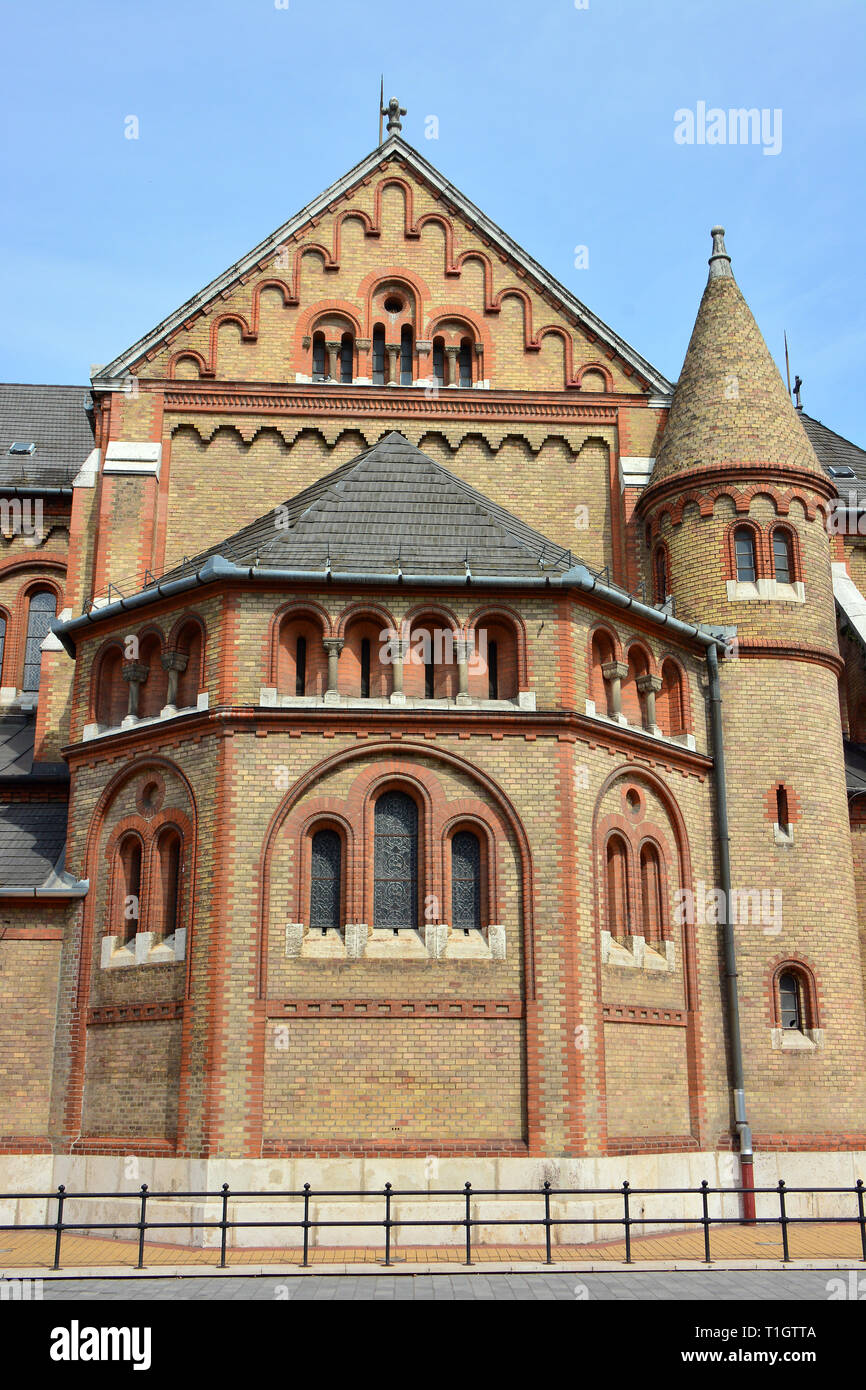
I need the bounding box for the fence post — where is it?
[219,1183,229,1269]
[464,1182,473,1267]
[302,1183,311,1268]
[136,1185,148,1270]
[777,1180,790,1262]
[52,1185,66,1271]
[622,1181,632,1264]
[700,1180,712,1264]
[856,1179,866,1263]
[384,1183,392,1268]
[543,1181,552,1265]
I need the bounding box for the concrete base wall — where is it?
[1,1151,863,1251]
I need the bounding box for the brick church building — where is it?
[2,102,865,1222]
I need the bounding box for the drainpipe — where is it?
[707,640,755,1221]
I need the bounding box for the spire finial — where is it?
[381,95,406,137]
[708,225,733,281]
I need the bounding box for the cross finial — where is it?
[382,96,406,137]
[793,375,803,410]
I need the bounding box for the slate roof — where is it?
[0,798,69,888]
[161,432,576,581]
[0,715,69,781]
[800,412,866,506]
[844,739,866,799]
[0,383,94,488]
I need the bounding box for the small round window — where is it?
[383,295,404,314]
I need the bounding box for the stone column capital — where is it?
[323,637,344,656]
[636,673,663,694]
[161,648,189,673]
[122,661,148,683]
[601,660,628,682]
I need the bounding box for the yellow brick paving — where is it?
[0,1222,863,1270]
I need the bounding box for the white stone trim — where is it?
[103,442,162,478]
[618,456,655,490]
[725,578,805,604]
[73,448,100,488]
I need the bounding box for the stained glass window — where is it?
[310,828,341,933]
[374,791,418,932]
[23,590,57,691]
[452,830,481,933]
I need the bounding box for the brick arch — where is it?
[724,517,765,580]
[360,769,435,930]
[467,603,529,693]
[657,654,693,736]
[576,362,614,392]
[402,601,461,637]
[89,636,127,726]
[335,601,396,641]
[768,520,804,583]
[256,739,536,997]
[167,349,211,380]
[356,265,433,330]
[268,600,333,685]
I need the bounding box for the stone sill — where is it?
[726,579,805,604]
[83,693,209,742]
[285,922,506,962]
[770,1027,824,1051]
[601,930,676,972]
[584,700,696,751]
[100,929,186,969]
[261,689,535,712]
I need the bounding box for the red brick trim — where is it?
[735,642,844,676]
[639,463,836,516]
[0,926,64,939]
[604,1135,701,1155]
[766,954,821,1029]
[261,1140,530,1157]
[87,1001,184,1026]
[267,999,523,1019]
[603,1004,687,1025]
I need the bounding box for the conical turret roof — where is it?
[651,228,822,485]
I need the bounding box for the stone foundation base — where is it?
[1,1151,863,1251]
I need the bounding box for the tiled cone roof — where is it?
[168,432,574,580]
[652,229,823,485]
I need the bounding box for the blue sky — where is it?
[2,0,863,441]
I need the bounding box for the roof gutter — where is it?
[0,484,74,499]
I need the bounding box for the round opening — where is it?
[383,295,404,314]
[625,788,641,815]
[141,781,159,812]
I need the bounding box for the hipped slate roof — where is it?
[801,412,866,506]
[0,715,68,781]
[0,384,94,488]
[162,431,576,580]
[0,798,69,888]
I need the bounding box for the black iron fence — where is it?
[1,1179,864,1270]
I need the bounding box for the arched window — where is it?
[137,633,167,719]
[295,635,307,696]
[22,589,57,692]
[734,527,757,582]
[590,629,616,716]
[156,826,182,941]
[117,834,143,944]
[605,834,631,940]
[639,842,665,944]
[424,651,435,698]
[312,331,326,381]
[772,530,793,584]
[458,337,472,387]
[432,337,445,387]
[653,547,668,603]
[0,613,5,682]
[339,332,354,384]
[452,829,482,933]
[779,972,802,1032]
[310,827,342,934]
[657,659,686,736]
[488,639,499,699]
[372,324,386,386]
[400,325,414,385]
[374,790,419,933]
[96,645,128,727]
[174,619,204,710]
[360,637,371,698]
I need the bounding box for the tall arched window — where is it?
[400,325,414,385]
[657,659,686,737]
[0,613,6,683]
[605,834,631,940]
[639,841,665,944]
[776,784,790,834]
[734,527,757,582]
[372,324,386,385]
[117,834,143,944]
[374,791,419,933]
[156,826,182,941]
[22,589,57,691]
[310,827,342,934]
[452,829,482,933]
[458,337,472,387]
[312,332,326,381]
[339,332,354,384]
[653,547,668,603]
[295,635,307,696]
[432,337,445,386]
[360,637,371,698]
[772,530,793,584]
